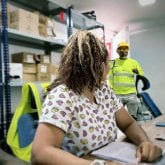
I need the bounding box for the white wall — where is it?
[130,26,165,114]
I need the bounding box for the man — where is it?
[109,41,144,119]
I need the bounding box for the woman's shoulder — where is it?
[100,82,113,95]
[49,84,76,100]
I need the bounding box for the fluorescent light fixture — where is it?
[139,0,156,6]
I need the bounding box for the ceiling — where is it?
[53,0,165,36]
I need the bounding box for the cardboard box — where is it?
[9,63,23,79]
[38,15,57,37]
[49,64,58,82]
[41,55,51,64]
[50,64,58,74]
[36,73,50,82]
[9,8,39,35]
[23,64,36,74]
[35,54,51,64]
[39,14,48,25]
[38,14,56,37]
[10,8,39,24]
[3,63,23,85]
[12,52,35,63]
[50,73,57,82]
[23,73,36,82]
[37,64,50,74]
[38,24,47,37]
[10,21,39,35]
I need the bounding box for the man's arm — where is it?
[135,61,144,76]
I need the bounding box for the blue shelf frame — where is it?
[0,0,12,150]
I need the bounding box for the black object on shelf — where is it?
[67,6,73,38]
[82,11,97,21]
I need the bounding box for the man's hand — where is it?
[132,68,139,74]
[136,141,163,162]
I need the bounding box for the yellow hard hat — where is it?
[117,41,129,49]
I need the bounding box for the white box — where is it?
[10,63,23,85]
[3,63,23,85]
[9,63,23,79]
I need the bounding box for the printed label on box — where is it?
[41,65,47,73]
[27,55,34,63]
[43,56,50,63]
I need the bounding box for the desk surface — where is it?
[0,115,165,165]
[141,115,165,149]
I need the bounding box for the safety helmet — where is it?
[117,41,130,49]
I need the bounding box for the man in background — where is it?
[109,41,144,120]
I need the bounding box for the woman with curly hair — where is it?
[31,30,162,165]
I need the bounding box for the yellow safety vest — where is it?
[109,58,144,95]
[7,82,49,162]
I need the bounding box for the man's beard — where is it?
[119,52,128,60]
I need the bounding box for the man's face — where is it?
[117,46,129,60]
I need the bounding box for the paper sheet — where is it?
[91,141,165,165]
[91,141,138,163]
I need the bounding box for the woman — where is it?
[31,30,162,165]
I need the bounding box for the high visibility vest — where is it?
[7,82,50,162]
[108,58,144,95]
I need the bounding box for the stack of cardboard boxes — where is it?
[12,52,37,82]
[10,8,39,36]
[7,3,57,37]
[11,52,58,82]
[38,14,56,37]
[2,3,60,83]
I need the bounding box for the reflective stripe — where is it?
[113,72,134,77]
[29,82,49,116]
[33,82,45,103]
[117,93,137,96]
[114,83,135,87]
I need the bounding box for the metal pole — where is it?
[1,0,11,142]
[0,1,5,148]
[67,6,73,38]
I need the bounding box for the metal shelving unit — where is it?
[8,28,66,51]
[66,7,105,40]
[71,9,105,38]
[0,0,105,152]
[0,0,11,150]
[0,0,68,150]
[8,0,68,54]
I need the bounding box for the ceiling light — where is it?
[139,0,156,6]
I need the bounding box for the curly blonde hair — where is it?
[48,30,108,94]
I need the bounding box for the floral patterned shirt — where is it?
[39,83,123,156]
